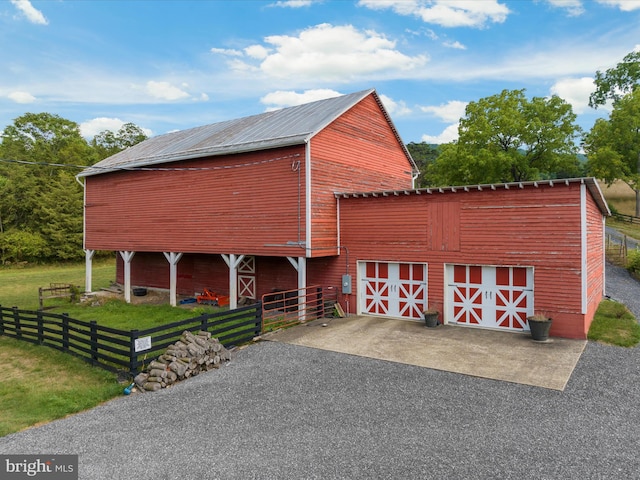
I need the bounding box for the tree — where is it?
[0,113,94,263]
[584,88,640,215]
[427,89,582,186]
[406,142,439,187]
[589,50,640,109]
[91,122,148,160]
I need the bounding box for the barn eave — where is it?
[335,177,611,216]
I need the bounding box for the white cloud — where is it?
[244,45,270,60]
[546,0,585,16]
[80,117,153,139]
[260,89,343,110]
[420,100,468,123]
[597,0,640,11]
[210,47,244,57]
[80,118,126,138]
[145,81,190,101]
[443,40,466,50]
[269,0,314,7]
[550,77,597,114]
[8,91,36,103]
[10,0,48,25]
[421,123,459,144]
[237,23,427,82]
[359,0,510,28]
[378,94,412,116]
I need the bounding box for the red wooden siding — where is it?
[86,146,308,257]
[330,182,604,339]
[583,184,605,337]
[85,94,414,260]
[310,94,414,252]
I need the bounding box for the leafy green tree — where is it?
[0,113,94,263]
[91,122,148,160]
[406,142,439,187]
[1,112,96,169]
[0,113,148,263]
[427,89,582,185]
[584,88,640,215]
[589,50,640,109]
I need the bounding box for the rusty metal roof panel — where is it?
[79,89,377,177]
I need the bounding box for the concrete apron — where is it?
[265,315,587,391]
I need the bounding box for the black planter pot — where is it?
[423,311,439,328]
[528,317,552,341]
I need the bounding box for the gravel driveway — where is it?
[2,262,640,479]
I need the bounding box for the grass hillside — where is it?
[599,179,636,216]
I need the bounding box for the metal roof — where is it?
[335,177,611,216]
[78,88,417,177]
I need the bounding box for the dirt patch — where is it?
[88,287,197,308]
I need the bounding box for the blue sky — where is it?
[1,0,639,146]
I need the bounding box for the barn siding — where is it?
[310,94,414,252]
[584,185,606,336]
[86,146,308,257]
[86,94,414,260]
[332,183,602,339]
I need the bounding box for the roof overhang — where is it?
[335,177,611,217]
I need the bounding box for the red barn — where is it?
[77,89,609,339]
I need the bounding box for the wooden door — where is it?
[447,264,533,331]
[360,261,427,320]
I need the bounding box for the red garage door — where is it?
[360,261,427,320]
[447,264,533,331]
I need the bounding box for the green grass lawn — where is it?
[0,336,122,437]
[0,260,235,437]
[607,217,640,241]
[588,299,640,347]
[0,257,116,310]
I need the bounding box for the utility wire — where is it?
[0,152,301,172]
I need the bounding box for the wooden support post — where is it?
[163,252,183,307]
[119,251,135,303]
[84,249,95,294]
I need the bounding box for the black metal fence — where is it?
[0,302,262,376]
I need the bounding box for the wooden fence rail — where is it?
[612,212,640,225]
[0,302,262,376]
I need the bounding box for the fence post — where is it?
[256,302,263,336]
[200,314,208,333]
[37,310,44,344]
[62,313,69,351]
[316,286,324,318]
[90,320,98,366]
[129,329,139,376]
[12,307,21,339]
[0,305,4,336]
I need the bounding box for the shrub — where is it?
[627,249,640,274]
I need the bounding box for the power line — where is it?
[0,152,302,172]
